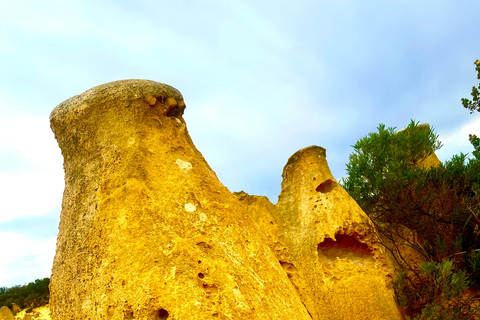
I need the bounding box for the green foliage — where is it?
[461,60,480,168]
[461,60,480,114]
[342,120,480,318]
[395,261,477,320]
[342,120,442,217]
[342,121,480,260]
[468,134,480,160]
[0,278,50,310]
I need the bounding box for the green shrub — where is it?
[395,261,477,320]
[0,278,50,310]
[342,121,480,318]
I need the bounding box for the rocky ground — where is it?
[14,305,51,320]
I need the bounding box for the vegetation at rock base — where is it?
[341,120,443,212]
[342,60,480,319]
[341,121,480,319]
[0,278,50,310]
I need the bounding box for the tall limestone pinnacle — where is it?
[274,146,402,320]
[49,80,311,319]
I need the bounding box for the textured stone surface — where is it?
[274,146,401,320]
[49,80,310,320]
[13,305,50,320]
[0,306,14,320]
[232,192,279,253]
[233,192,295,277]
[11,304,20,315]
[415,151,442,169]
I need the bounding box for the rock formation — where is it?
[11,304,21,315]
[274,146,401,320]
[0,306,14,320]
[232,192,281,255]
[49,80,310,319]
[415,152,441,169]
[50,79,405,319]
[397,123,442,170]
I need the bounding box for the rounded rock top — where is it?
[285,145,327,167]
[50,79,185,121]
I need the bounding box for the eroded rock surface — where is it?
[0,306,14,320]
[49,80,310,320]
[11,304,20,316]
[274,146,401,320]
[232,192,280,253]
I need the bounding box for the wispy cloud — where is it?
[437,116,480,162]
[0,115,63,223]
[0,232,56,287]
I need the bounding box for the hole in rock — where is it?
[125,309,134,320]
[316,179,336,193]
[158,309,169,319]
[280,261,297,273]
[317,234,373,262]
[196,242,212,252]
[202,283,218,294]
[198,273,205,279]
[166,105,185,117]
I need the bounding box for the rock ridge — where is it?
[50,80,401,320]
[50,79,310,319]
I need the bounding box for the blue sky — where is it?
[1,0,479,287]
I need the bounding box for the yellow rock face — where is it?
[233,192,280,254]
[50,80,403,320]
[0,306,14,320]
[274,146,402,320]
[49,80,310,320]
[415,152,442,170]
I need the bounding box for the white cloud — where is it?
[436,117,480,162]
[0,1,87,37]
[0,231,56,287]
[0,172,63,223]
[0,115,64,223]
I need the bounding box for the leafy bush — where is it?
[341,121,480,318]
[0,278,50,310]
[342,120,442,213]
[461,60,480,114]
[395,261,478,319]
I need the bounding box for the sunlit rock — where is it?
[274,146,401,320]
[0,306,14,320]
[49,80,310,320]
